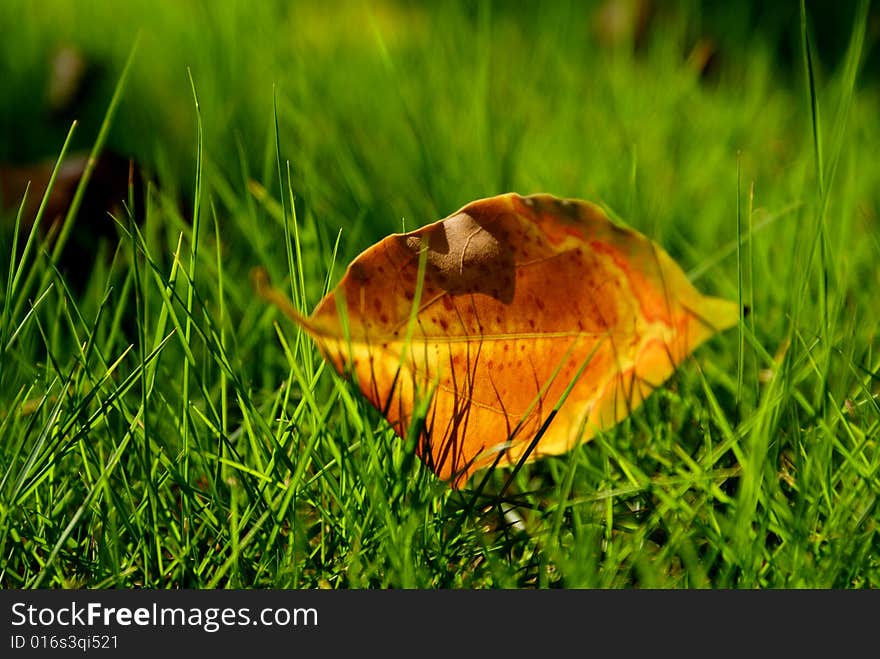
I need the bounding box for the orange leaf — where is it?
[259,193,739,487]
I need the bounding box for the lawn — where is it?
[0,0,878,588]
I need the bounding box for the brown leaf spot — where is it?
[405,212,516,303]
[350,262,369,283]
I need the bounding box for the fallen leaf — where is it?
[257,193,739,486]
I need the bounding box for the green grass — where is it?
[0,0,878,588]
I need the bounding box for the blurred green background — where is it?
[2,0,877,244]
[0,1,878,588]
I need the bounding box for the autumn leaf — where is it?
[256,193,739,487]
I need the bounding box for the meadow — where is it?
[0,0,877,588]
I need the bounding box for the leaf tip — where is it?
[692,293,741,339]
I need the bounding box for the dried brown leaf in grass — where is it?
[258,193,738,487]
